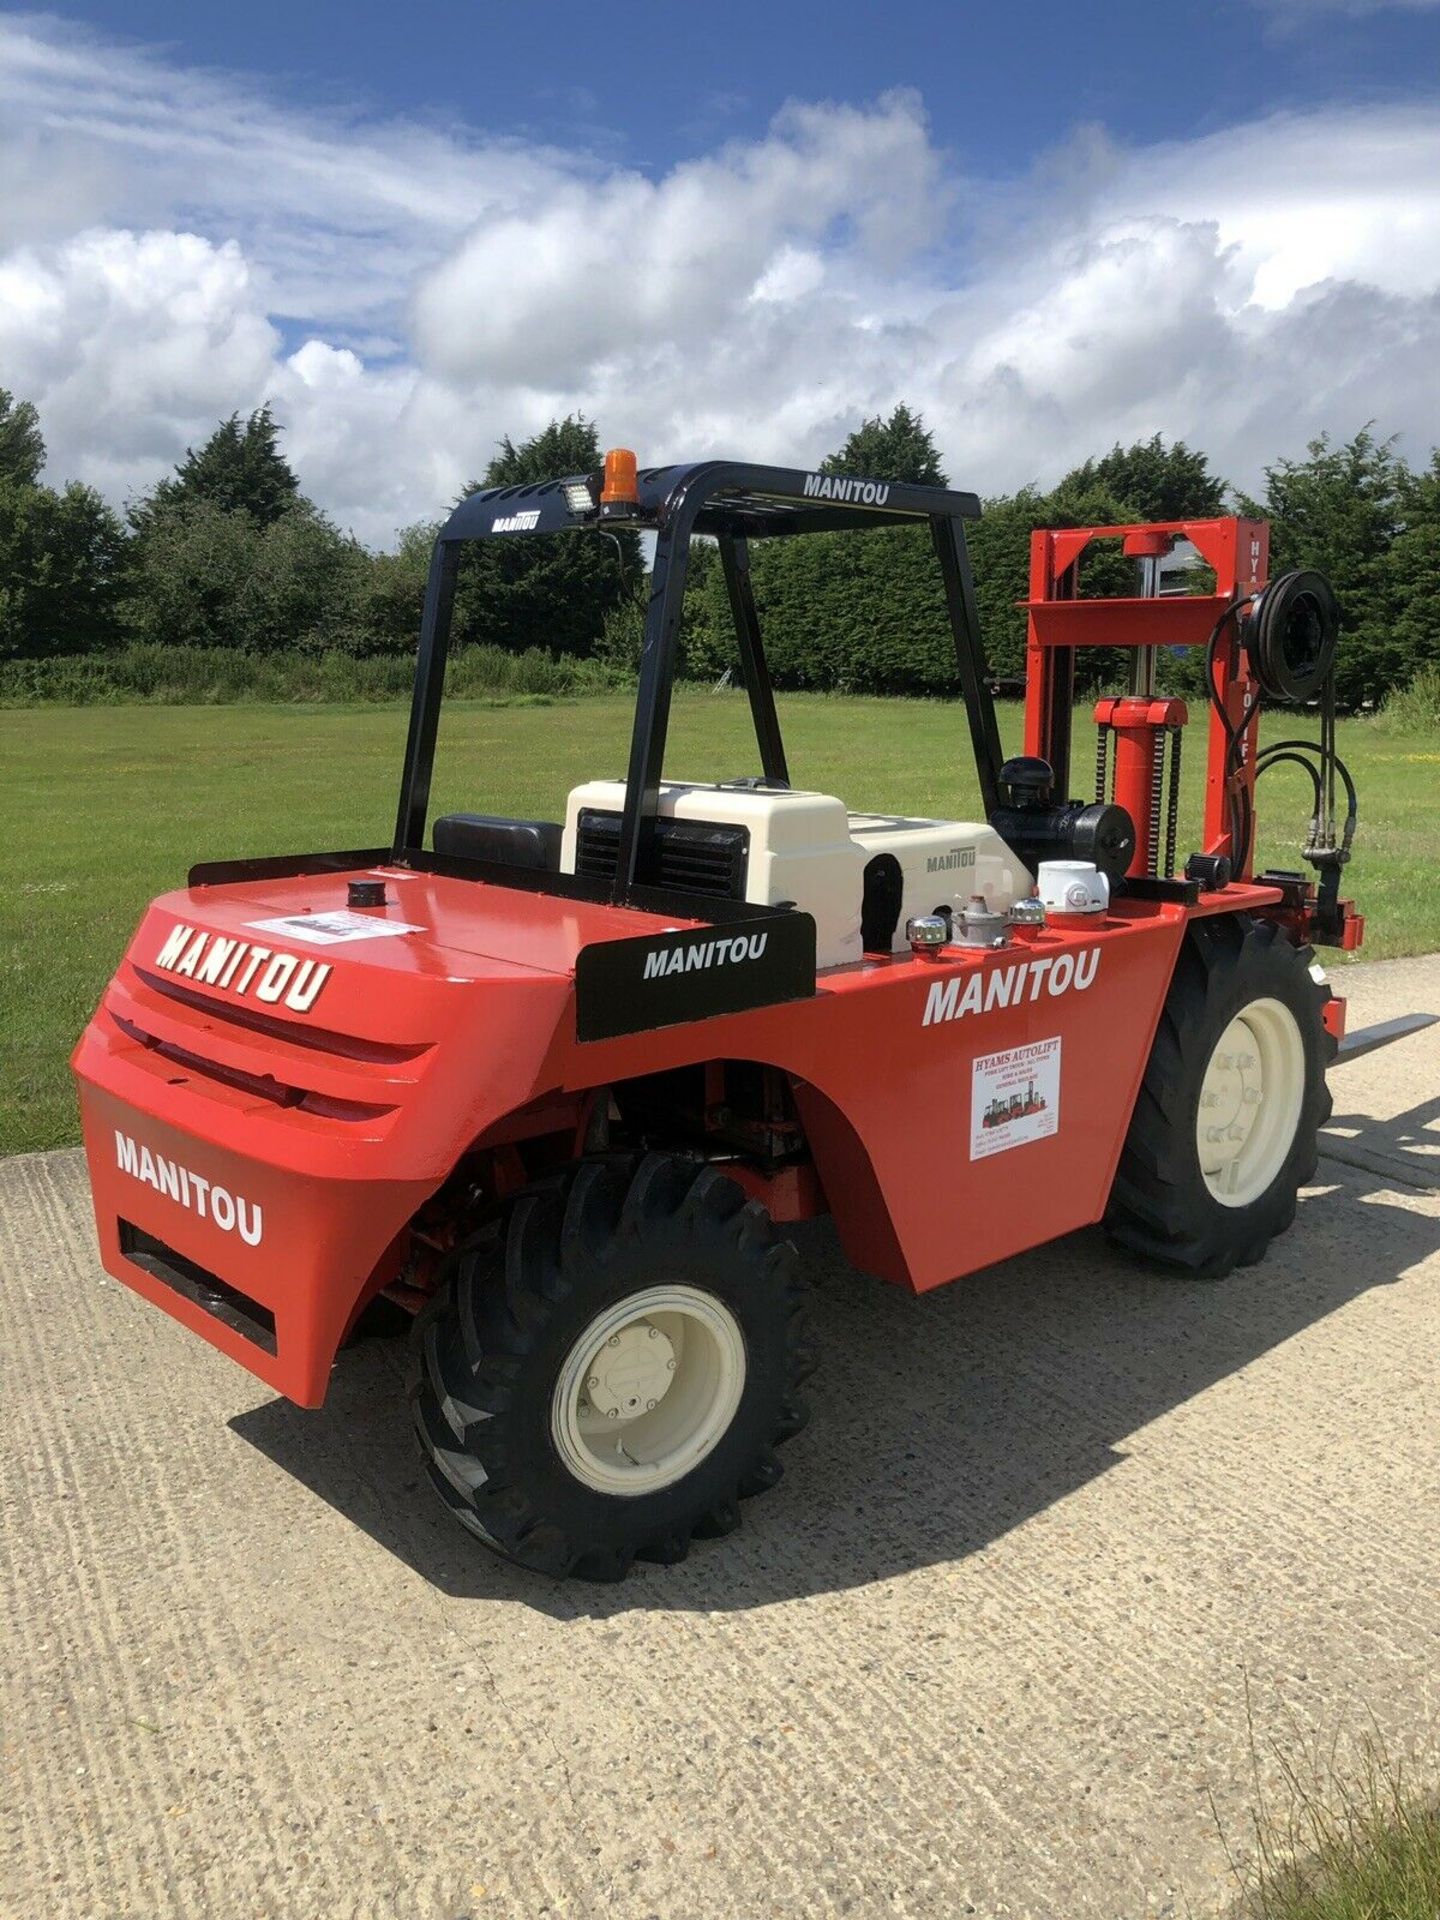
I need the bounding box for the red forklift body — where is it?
[74,864,1284,1407]
[73,461,1359,1426]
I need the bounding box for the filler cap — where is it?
[905,914,950,958]
[998,756,1054,808]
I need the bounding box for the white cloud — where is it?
[411,93,942,387]
[0,13,1437,545]
[1097,108,1440,307]
[0,228,278,497]
[1250,0,1439,18]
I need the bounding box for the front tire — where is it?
[411,1153,814,1580]
[1106,915,1334,1278]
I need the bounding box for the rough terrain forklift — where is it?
[74,450,1395,1579]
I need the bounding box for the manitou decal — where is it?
[492,510,542,532]
[114,1131,263,1244]
[642,932,769,980]
[922,947,1101,1026]
[575,915,814,1042]
[925,847,976,874]
[151,925,331,1013]
[802,474,891,506]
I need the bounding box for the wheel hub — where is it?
[1198,1024,1263,1168]
[1195,997,1305,1208]
[550,1285,747,1497]
[582,1320,677,1420]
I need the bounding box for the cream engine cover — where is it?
[562,781,1037,971]
[845,813,1034,950]
[561,780,867,969]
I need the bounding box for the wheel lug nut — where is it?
[608,1334,620,1348]
[588,1375,599,1389]
[646,1398,657,1410]
[666,1358,677,1371]
[606,1408,618,1420]
[1206,1125,1224,1142]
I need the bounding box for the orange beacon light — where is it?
[600,447,639,513]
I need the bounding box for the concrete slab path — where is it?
[3,956,1437,1919]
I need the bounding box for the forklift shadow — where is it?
[229,1163,1438,1617]
[1320,1091,1440,1189]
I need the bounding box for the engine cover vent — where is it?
[575,809,749,899]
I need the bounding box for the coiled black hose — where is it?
[1202,571,1355,901]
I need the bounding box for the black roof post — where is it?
[393,540,460,857]
[614,522,689,901]
[719,531,789,787]
[932,515,1004,821]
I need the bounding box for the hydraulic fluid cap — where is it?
[955,894,1009,950]
[1037,860,1108,917]
[905,914,950,958]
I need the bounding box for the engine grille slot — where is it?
[109,1011,398,1122]
[575,810,749,899]
[119,1220,277,1353]
[133,967,428,1065]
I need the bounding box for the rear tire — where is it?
[410,1153,814,1580]
[1106,915,1334,1278]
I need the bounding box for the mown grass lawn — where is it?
[4,691,1436,1155]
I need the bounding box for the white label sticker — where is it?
[970,1036,1061,1160]
[246,910,424,947]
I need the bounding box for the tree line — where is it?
[1,387,1435,709]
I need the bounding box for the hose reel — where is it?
[1224,567,1354,935]
[1248,569,1341,702]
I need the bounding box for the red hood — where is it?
[76,866,704,1180]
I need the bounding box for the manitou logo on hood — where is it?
[926,847,976,874]
[643,932,769,980]
[115,1131,263,1245]
[151,924,331,1014]
[492,510,541,532]
[802,473,891,506]
[923,947,1100,1026]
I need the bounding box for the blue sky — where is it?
[1,2,1437,541]
[44,0,1440,171]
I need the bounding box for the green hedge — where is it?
[0,642,628,707]
[680,502,1140,695]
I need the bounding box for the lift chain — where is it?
[1095,722,1109,805]
[1164,725,1182,880]
[1148,731,1166,876]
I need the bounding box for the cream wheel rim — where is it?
[1195,997,1306,1207]
[550,1286,746,1496]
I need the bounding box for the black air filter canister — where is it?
[988,757,1135,885]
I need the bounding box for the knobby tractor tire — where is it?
[1106,914,1336,1279]
[410,1153,815,1581]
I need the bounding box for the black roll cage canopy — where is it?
[393,459,1006,907]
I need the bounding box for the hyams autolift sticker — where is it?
[970,1036,1061,1161]
[246,910,424,947]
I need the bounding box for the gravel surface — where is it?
[3,955,1437,1920]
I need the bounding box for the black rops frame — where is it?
[392,460,1006,906]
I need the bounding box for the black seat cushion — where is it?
[433,814,563,870]
[861,852,904,951]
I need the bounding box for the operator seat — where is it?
[433,813,563,870]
